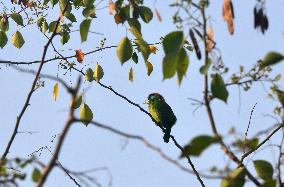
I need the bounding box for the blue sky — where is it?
[1,0,284,186]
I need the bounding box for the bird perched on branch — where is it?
[145,93,177,143]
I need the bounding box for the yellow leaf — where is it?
[93,63,104,82]
[75,49,84,63]
[53,82,58,101]
[129,67,133,82]
[149,45,157,54]
[108,1,115,15]
[155,9,162,22]
[146,61,153,76]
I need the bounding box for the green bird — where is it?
[145,93,177,143]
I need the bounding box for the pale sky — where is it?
[1,0,284,186]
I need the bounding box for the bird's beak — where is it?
[143,99,149,105]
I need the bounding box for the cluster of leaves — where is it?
[0,158,42,186]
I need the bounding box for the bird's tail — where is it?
[163,128,171,143]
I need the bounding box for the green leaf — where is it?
[199,59,212,75]
[116,37,133,64]
[49,21,62,33]
[32,168,41,183]
[138,6,153,23]
[83,0,94,7]
[0,31,8,48]
[162,31,184,54]
[61,32,70,45]
[37,16,44,27]
[41,20,48,33]
[0,17,9,32]
[163,52,179,79]
[93,63,104,82]
[259,52,284,69]
[80,19,92,42]
[50,0,59,7]
[70,95,82,109]
[85,68,94,82]
[129,26,142,39]
[211,74,229,103]
[260,180,276,187]
[83,6,96,18]
[177,48,189,85]
[134,38,150,62]
[12,31,25,49]
[80,103,93,126]
[221,168,245,187]
[11,13,24,26]
[253,160,274,181]
[128,19,141,34]
[65,12,77,22]
[180,135,217,157]
[132,52,138,64]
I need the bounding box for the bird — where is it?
[145,93,177,143]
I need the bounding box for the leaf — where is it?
[155,8,162,22]
[162,31,184,54]
[189,29,201,60]
[163,52,179,79]
[70,95,82,109]
[129,26,142,39]
[75,49,84,63]
[80,103,93,126]
[41,20,48,33]
[128,19,141,34]
[85,68,94,82]
[12,31,25,49]
[149,45,157,54]
[129,67,133,82]
[260,180,276,187]
[116,37,133,64]
[52,83,58,101]
[83,6,96,18]
[259,51,284,69]
[61,32,70,45]
[211,74,229,103]
[109,1,115,15]
[199,59,212,74]
[83,0,95,7]
[0,31,8,48]
[50,0,59,7]
[138,6,153,23]
[132,52,138,64]
[0,17,9,32]
[253,160,274,181]
[221,167,245,187]
[65,12,77,22]
[49,21,62,33]
[206,26,214,51]
[177,48,189,85]
[181,135,217,157]
[222,0,234,35]
[11,13,24,26]
[80,19,92,42]
[32,168,41,183]
[37,16,44,27]
[93,63,104,82]
[146,61,153,76]
[134,38,150,62]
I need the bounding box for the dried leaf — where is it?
[149,45,157,54]
[189,29,201,60]
[206,26,214,52]
[109,1,115,15]
[155,9,162,22]
[53,83,58,101]
[75,49,84,63]
[222,0,234,35]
